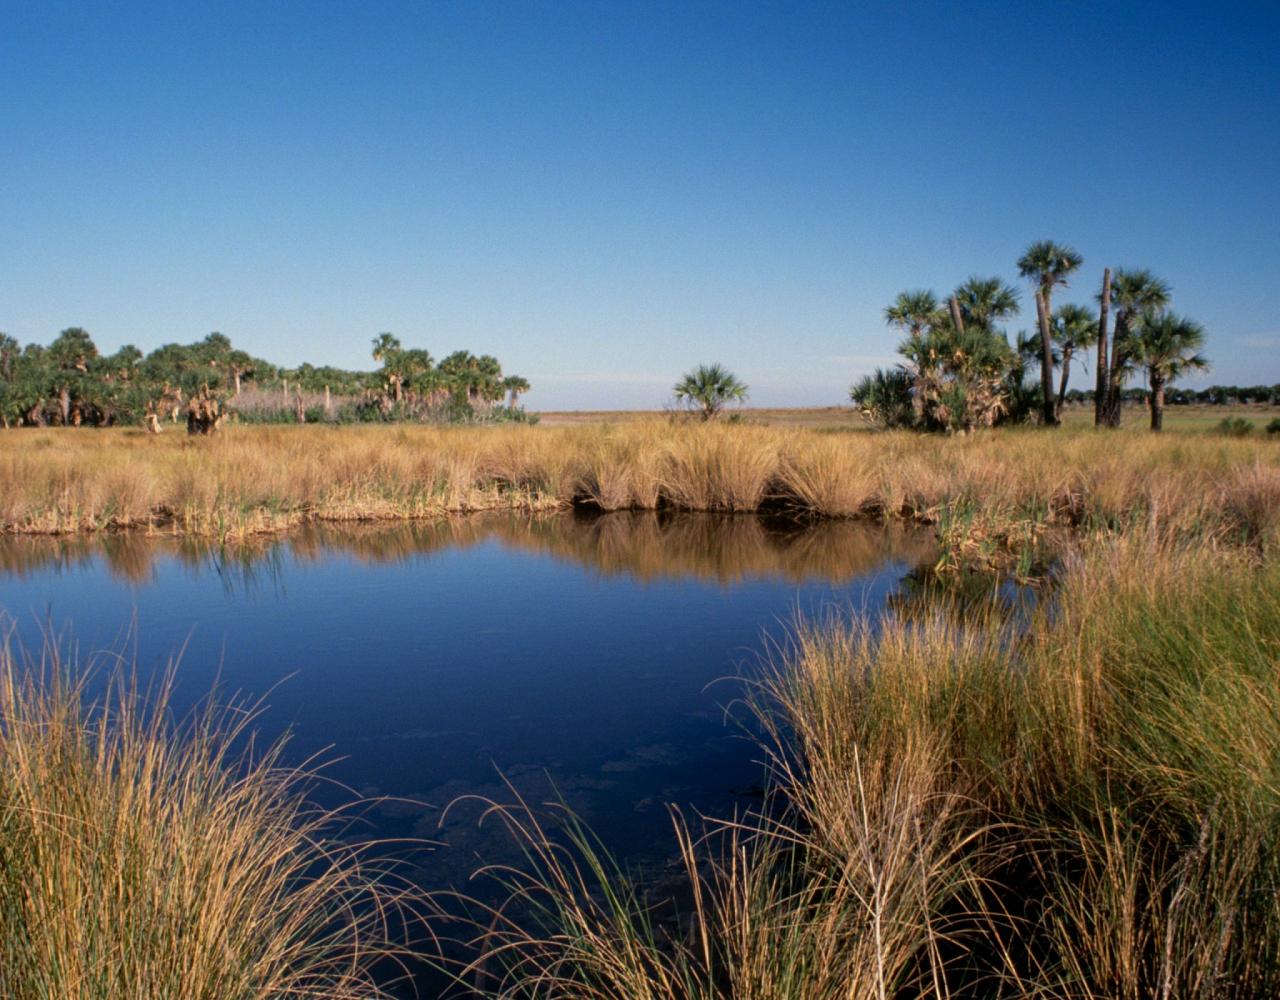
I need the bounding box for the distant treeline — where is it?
[0,329,532,429]
[1060,385,1280,406]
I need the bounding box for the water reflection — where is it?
[0,512,939,997]
[0,512,937,590]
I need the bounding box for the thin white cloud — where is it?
[816,353,901,369]
[1237,333,1280,350]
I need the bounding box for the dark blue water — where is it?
[0,513,933,884]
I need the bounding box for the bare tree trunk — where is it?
[233,370,242,396]
[1095,268,1111,427]
[1106,314,1127,428]
[59,385,71,426]
[1150,376,1165,431]
[324,385,331,415]
[1056,346,1073,417]
[1035,290,1057,426]
[949,296,965,333]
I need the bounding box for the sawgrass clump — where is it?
[0,640,423,1000]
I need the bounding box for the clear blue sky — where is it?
[3,1,1277,409]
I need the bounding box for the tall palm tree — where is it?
[1018,241,1082,427]
[674,364,748,420]
[1102,269,1172,426]
[1095,268,1112,426]
[953,277,1020,330]
[1131,312,1208,431]
[1050,303,1098,416]
[1017,240,1084,316]
[884,290,941,339]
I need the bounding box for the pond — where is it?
[0,511,935,987]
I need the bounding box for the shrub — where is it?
[1217,416,1254,437]
[850,368,915,428]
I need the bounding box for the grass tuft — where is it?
[0,634,424,999]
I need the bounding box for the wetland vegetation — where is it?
[2,253,1278,998]
[3,500,1277,997]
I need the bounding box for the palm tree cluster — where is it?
[369,334,530,416]
[0,328,530,429]
[853,241,1209,432]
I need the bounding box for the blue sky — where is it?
[3,1,1277,409]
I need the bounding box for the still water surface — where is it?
[0,512,933,884]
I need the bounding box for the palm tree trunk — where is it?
[59,385,71,426]
[949,296,965,333]
[1106,314,1126,428]
[1095,268,1111,427]
[1150,375,1165,431]
[1035,290,1057,426]
[1056,346,1073,417]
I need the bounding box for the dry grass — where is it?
[1,423,1277,560]
[0,638,424,999]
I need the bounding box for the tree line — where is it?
[853,240,1215,432]
[0,329,531,430]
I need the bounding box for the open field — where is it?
[539,402,1280,431]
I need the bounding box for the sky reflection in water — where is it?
[0,512,934,879]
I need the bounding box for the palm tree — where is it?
[1017,241,1084,315]
[1102,269,1172,426]
[1131,312,1208,431]
[371,333,404,402]
[674,364,748,420]
[953,277,1020,330]
[884,290,941,339]
[1018,241,1082,427]
[896,325,1013,432]
[1003,330,1057,424]
[1050,303,1098,417]
[850,368,914,428]
[503,375,531,409]
[49,327,99,425]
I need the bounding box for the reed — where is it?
[438,531,1280,997]
[0,637,423,999]
[1,424,1277,561]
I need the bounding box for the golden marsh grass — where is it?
[0,641,425,999]
[2,423,1277,555]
